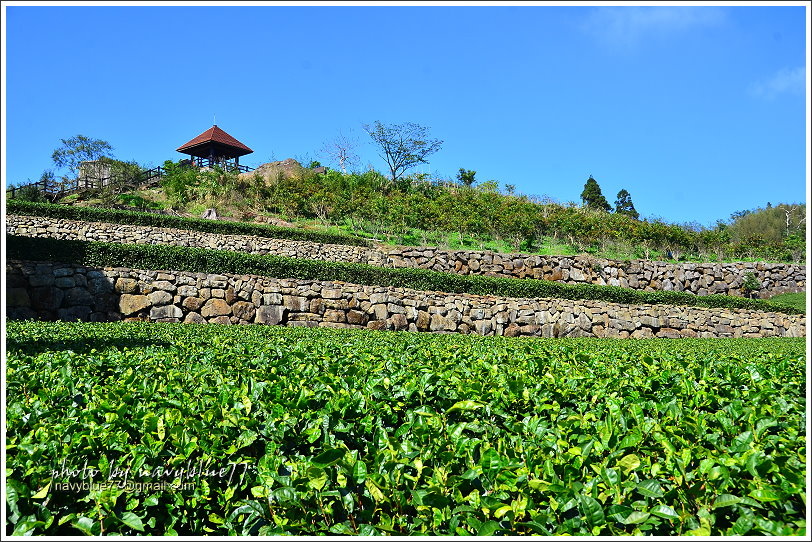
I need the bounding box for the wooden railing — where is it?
[191,158,255,173]
[6,178,80,201]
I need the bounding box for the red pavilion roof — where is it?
[177,125,253,155]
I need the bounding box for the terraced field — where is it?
[6,322,806,536]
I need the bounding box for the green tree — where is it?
[457,168,476,187]
[51,135,114,180]
[741,272,762,298]
[362,121,443,182]
[580,176,611,212]
[614,189,639,219]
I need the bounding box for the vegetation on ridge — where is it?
[8,130,806,264]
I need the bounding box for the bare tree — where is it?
[362,121,443,182]
[321,130,360,173]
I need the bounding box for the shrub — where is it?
[11,184,47,203]
[5,322,807,535]
[741,272,762,298]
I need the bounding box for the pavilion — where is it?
[176,125,254,172]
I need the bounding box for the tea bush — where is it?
[5,322,806,535]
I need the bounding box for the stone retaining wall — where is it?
[8,215,806,298]
[7,260,805,338]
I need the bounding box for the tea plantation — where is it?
[5,321,806,536]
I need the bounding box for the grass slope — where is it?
[6,321,806,536]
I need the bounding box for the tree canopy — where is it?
[580,176,611,212]
[51,135,114,179]
[363,121,443,182]
[614,189,639,220]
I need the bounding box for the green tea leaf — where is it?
[477,520,501,536]
[712,494,742,509]
[312,448,345,467]
[447,400,485,414]
[617,454,641,474]
[651,505,680,520]
[117,511,145,532]
[307,466,328,491]
[636,479,664,499]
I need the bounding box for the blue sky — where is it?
[3,2,808,227]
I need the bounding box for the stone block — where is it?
[64,287,95,307]
[391,313,408,330]
[232,301,256,321]
[151,280,176,292]
[183,312,207,324]
[504,323,521,337]
[6,288,30,307]
[88,278,114,294]
[283,295,308,312]
[120,294,151,315]
[54,276,76,288]
[430,313,455,332]
[7,307,37,320]
[28,272,56,287]
[183,297,205,311]
[371,303,388,320]
[255,306,286,325]
[347,309,368,325]
[150,305,183,319]
[416,310,431,330]
[263,293,282,305]
[30,286,65,311]
[115,278,139,294]
[310,298,325,314]
[147,290,173,306]
[58,306,92,322]
[209,316,232,324]
[201,298,232,317]
[178,285,198,297]
[288,320,319,328]
[322,288,343,299]
[324,309,346,323]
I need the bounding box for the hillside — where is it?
[27,159,805,266]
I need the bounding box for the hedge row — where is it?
[6,200,371,247]
[7,235,803,315]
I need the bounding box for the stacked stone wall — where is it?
[7,215,806,298]
[7,260,805,338]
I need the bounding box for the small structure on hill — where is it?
[177,125,254,172]
[77,160,113,189]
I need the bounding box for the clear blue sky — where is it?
[3,2,808,227]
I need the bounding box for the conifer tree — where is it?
[614,189,639,219]
[580,175,611,212]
